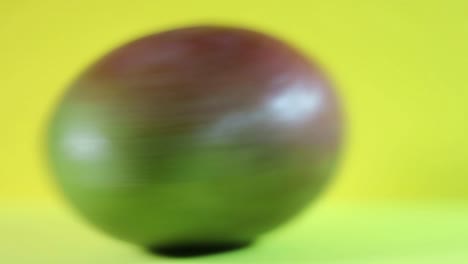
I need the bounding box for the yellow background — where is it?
[1,0,468,205]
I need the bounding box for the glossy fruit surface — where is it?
[48,26,342,249]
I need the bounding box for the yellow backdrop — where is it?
[1,0,467,204]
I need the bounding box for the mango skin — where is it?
[48,26,343,249]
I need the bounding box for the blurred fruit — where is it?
[47,26,343,250]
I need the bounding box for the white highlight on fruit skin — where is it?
[267,82,323,123]
[202,81,324,143]
[64,128,108,160]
